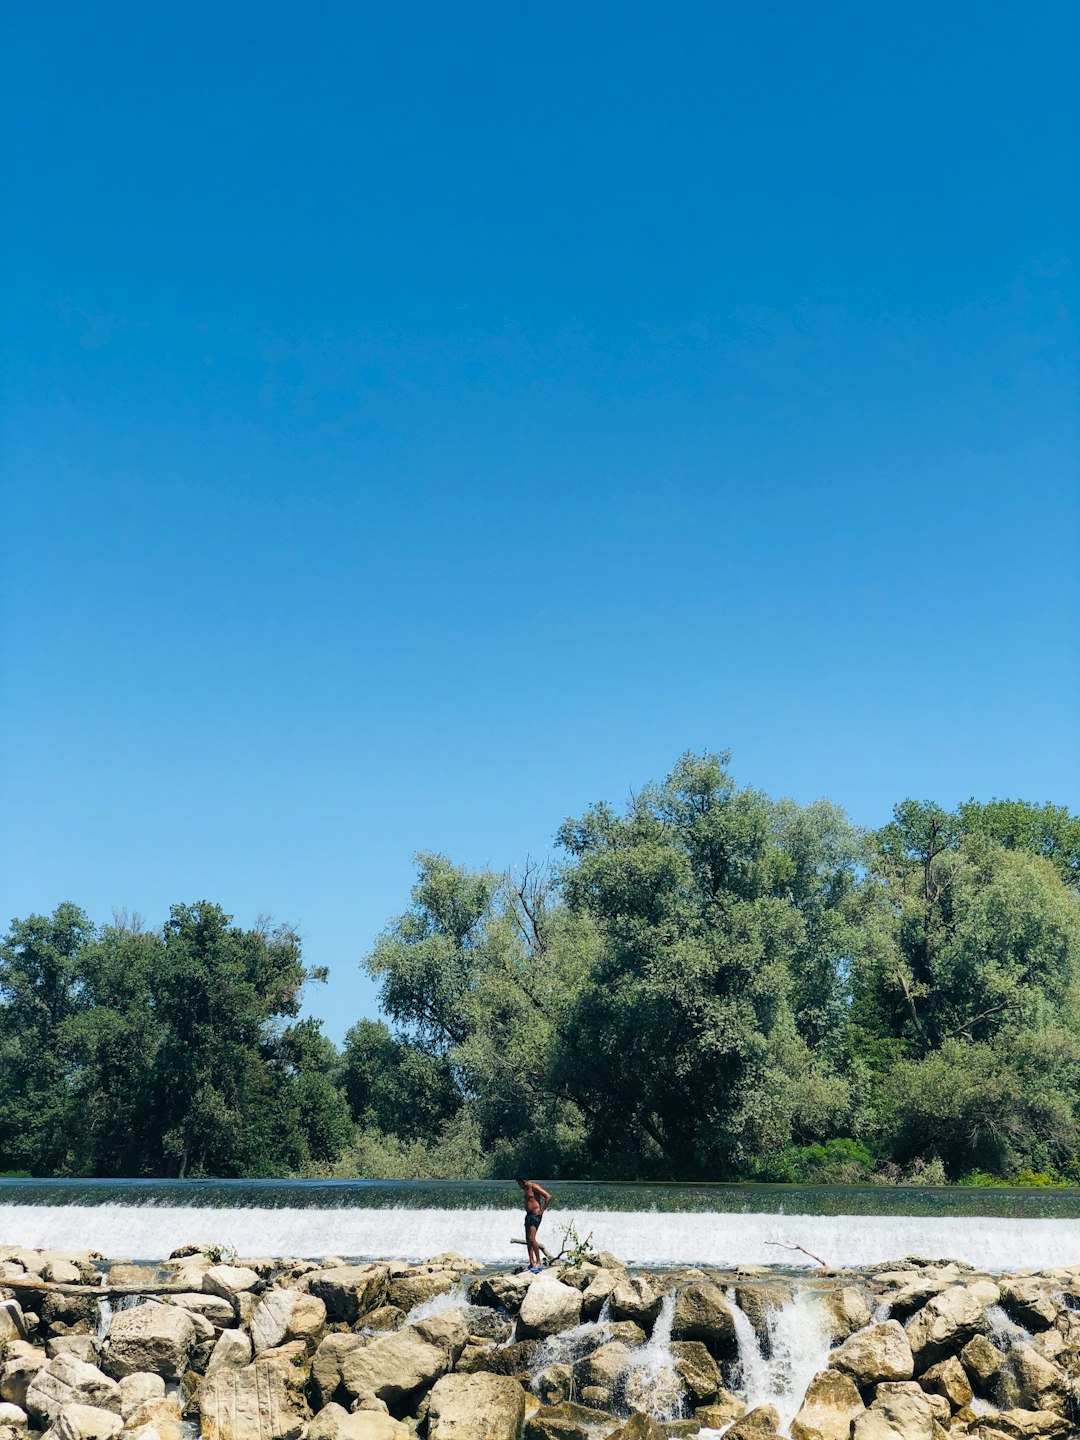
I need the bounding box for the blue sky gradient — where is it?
[2,1,1077,1039]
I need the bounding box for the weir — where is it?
[2,1178,1080,1267]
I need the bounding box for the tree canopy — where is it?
[3,753,1078,1183]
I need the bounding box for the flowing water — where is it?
[3,1178,1080,1268]
[726,1288,833,1432]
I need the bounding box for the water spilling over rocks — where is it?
[2,1243,1079,1439]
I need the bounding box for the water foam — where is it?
[4,1202,1080,1269]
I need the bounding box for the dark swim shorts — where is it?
[525,1211,541,1230]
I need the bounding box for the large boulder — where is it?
[832,1322,914,1388]
[310,1335,366,1407]
[338,1325,454,1407]
[790,1368,866,1440]
[45,1340,99,1367]
[426,1372,525,1440]
[102,1305,196,1380]
[670,1341,721,1406]
[304,1267,388,1324]
[384,1270,456,1313]
[517,1277,582,1340]
[610,1278,662,1331]
[988,1408,1073,1438]
[25,1357,120,1425]
[817,1288,871,1342]
[851,1382,938,1440]
[250,1292,326,1354]
[919,1355,972,1409]
[306,1401,409,1440]
[573,1341,632,1393]
[0,1347,47,1408]
[48,1404,123,1440]
[905,1283,995,1370]
[117,1374,164,1421]
[468,1273,531,1315]
[734,1284,791,1348]
[206,1332,253,1377]
[960,1333,1004,1395]
[1009,1346,1067,1413]
[670,1284,737,1360]
[202,1268,261,1304]
[723,1404,783,1440]
[602,1417,665,1440]
[163,1295,236,1330]
[197,1361,305,1440]
[998,1279,1060,1332]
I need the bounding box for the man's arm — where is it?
[537,1185,552,1211]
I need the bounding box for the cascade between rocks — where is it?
[725,1288,833,1434]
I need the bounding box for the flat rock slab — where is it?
[198,1362,304,1440]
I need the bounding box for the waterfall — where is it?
[621,1292,683,1420]
[399,1282,467,1328]
[726,1289,833,1434]
[3,1201,1079,1268]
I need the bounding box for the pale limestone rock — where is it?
[0,1406,26,1430]
[669,1340,720,1406]
[832,1321,914,1387]
[161,1295,235,1329]
[919,1354,972,1409]
[250,1292,326,1355]
[309,1335,366,1408]
[426,1373,525,1440]
[338,1328,449,1407]
[905,1284,991,1369]
[610,1277,662,1332]
[102,1305,195,1381]
[46,1340,99,1366]
[116,1375,164,1421]
[303,1267,388,1324]
[41,1262,82,1285]
[0,1347,48,1408]
[960,1333,1004,1394]
[1009,1345,1067,1413]
[206,1332,253,1378]
[197,1362,304,1440]
[306,1402,409,1440]
[998,1279,1060,1332]
[817,1287,871,1341]
[202,1269,260,1304]
[517,1276,583,1340]
[670,1283,736,1359]
[574,1341,632,1392]
[384,1270,456,1313]
[49,1404,123,1440]
[790,1367,866,1440]
[25,1357,121,1425]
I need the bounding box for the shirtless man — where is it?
[516,1175,552,1271]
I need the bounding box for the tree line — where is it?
[2,751,1079,1184]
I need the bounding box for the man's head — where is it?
[515,1175,527,1188]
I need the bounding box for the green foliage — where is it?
[3,753,1079,1186]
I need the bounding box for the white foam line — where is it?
[1,1203,1077,1270]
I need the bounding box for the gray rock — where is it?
[905,1283,992,1370]
[25,1357,121,1426]
[205,1330,253,1378]
[197,1361,305,1440]
[832,1321,914,1388]
[426,1372,526,1440]
[202,1267,260,1303]
[117,1373,164,1422]
[102,1304,195,1381]
[517,1276,583,1340]
[250,1291,326,1354]
[670,1283,737,1360]
[48,1404,123,1440]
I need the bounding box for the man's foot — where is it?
[528,1263,543,1272]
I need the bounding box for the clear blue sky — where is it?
[2,1,1077,1043]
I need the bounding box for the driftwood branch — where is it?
[764,1241,829,1268]
[510,1238,556,1263]
[3,1279,199,1298]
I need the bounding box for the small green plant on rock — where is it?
[203,1243,238,1264]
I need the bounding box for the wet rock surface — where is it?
[2,1246,1079,1439]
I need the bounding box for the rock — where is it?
[984,1410,1072,1438]
[817,1287,871,1342]
[610,1278,662,1331]
[49,1404,124,1440]
[197,1362,304,1440]
[670,1284,737,1360]
[202,1268,260,1304]
[468,1272,532,1314]
[303,1267,388,1325]
[574,1341,632,1392]
[104,1266,160,1289]
[306,1402,410,1440]
[205,1331,252,1377]
[102,1305,195,1380]
[1009,1346,1067,1413]
[905,1284,994,1370]
[790,1368,866,1440]
[41,1291,98,1334]
[384,1270,456,1313]
[0,1405,26,1430]
[919,1355,972,1409]
[722,1405,783,1440]
[603,1416,665,1440]
[356,1306,405,1333]
[338,1327,451,1406]
[0,1302,26,1346]
[117,1374,165,1421]
[463,1340,540,1379]
[251,1342,309,1406]
[25,1357,121,1425]
[998,1279,1060,1332]
[46,1340,99,1366]
[249,1291,326,1354]
[0,1348,47,1408]
[580,1270,620,1322]
[734,1284,791,1348]
[517,1277,583,1340]
[426,1372,525,1440]
[832,1321,914,1388]
[960,1333,1004,1393]
[534,1364,573,1406]
[162,1295,236,1330]
[670,1341,720,1406]
[524,1402,590,1440]
[693,1393,745,1427]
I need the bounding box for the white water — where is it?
[726,1289,832,1435]
[3,1203,1080,1269]
[621,1292,683,1419]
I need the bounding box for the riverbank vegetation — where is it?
[2,752,1079,1184]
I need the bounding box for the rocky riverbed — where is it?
[1,1244,1078,1440]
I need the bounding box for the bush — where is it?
[756,1138,874,1184]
